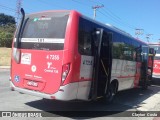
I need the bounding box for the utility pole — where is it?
[135,28,144,39]
[92,4,104,20]
[16,0,22,25]
[146,34,153,43]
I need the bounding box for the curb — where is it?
[0,66,10,69]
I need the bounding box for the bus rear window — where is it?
[15,12,69,50]
[150,46,160,54]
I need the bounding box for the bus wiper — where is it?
[15,8,25,48]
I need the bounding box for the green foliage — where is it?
[0,13,16,48]
[0,23,16,33]
[0,13,16,26]
[0,32,13,48]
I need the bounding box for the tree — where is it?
[0,13,16,26]
[0,13,16,47]
[0,23,16,33]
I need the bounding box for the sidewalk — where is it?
[0,66,10,69]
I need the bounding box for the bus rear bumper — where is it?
[152,74,160,79]
[152,78,160,85]
[10,81,79,101]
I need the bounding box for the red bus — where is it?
[10,8,153,102]
[148,43,160,81]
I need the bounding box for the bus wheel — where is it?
[105,83,116,103]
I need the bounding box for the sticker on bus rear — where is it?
[21,53,31,65]
[14,75,20,82]
[80,55,94,80]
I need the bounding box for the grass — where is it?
[0,47,11,66]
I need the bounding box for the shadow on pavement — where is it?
[25,86,160,119]
[152,78,160,86]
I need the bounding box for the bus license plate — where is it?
[27,81,38,87]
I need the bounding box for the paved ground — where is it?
[0,69,160,120]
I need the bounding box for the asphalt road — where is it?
[0,69,160,120]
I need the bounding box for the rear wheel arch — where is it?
[110,79,119,94]
[104,79,119,103]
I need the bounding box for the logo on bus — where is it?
[44,62,58,73]
[47,62,52,68]
[14,75,20,82]
[31,65,37,72]
[21,53,31,65]
[83,60,93,65]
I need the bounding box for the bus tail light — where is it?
[13,48,21,64]
[61,63,70,84]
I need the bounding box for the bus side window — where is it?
[112,42,124,59]
[135,47,142,62]
[78,30,92,56]
[123,44,136,61]
[132,51,136,61]
[78,17,93,56]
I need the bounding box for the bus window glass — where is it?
[123,44,136,61]
[149,46,160,60]
[22,16,68,38]
[78,17,92,55]
[123,45,132,60]
[15,12,69,50]
[112,42,124,59]
[150,46,160,54]
[142,46,149,62]
[136,47,142,62]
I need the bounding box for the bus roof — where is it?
[27,10,71,16]
[74,10,147,46]
[26,9,147,46]
[148,43,160,46]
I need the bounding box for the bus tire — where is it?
[105,83,116,103]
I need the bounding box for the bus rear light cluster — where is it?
[61,63,70,84]
[13,48,21,64]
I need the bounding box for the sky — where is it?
[0,0,160,43]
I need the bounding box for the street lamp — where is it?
[92,4,104,19]
[146,34,153,43]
